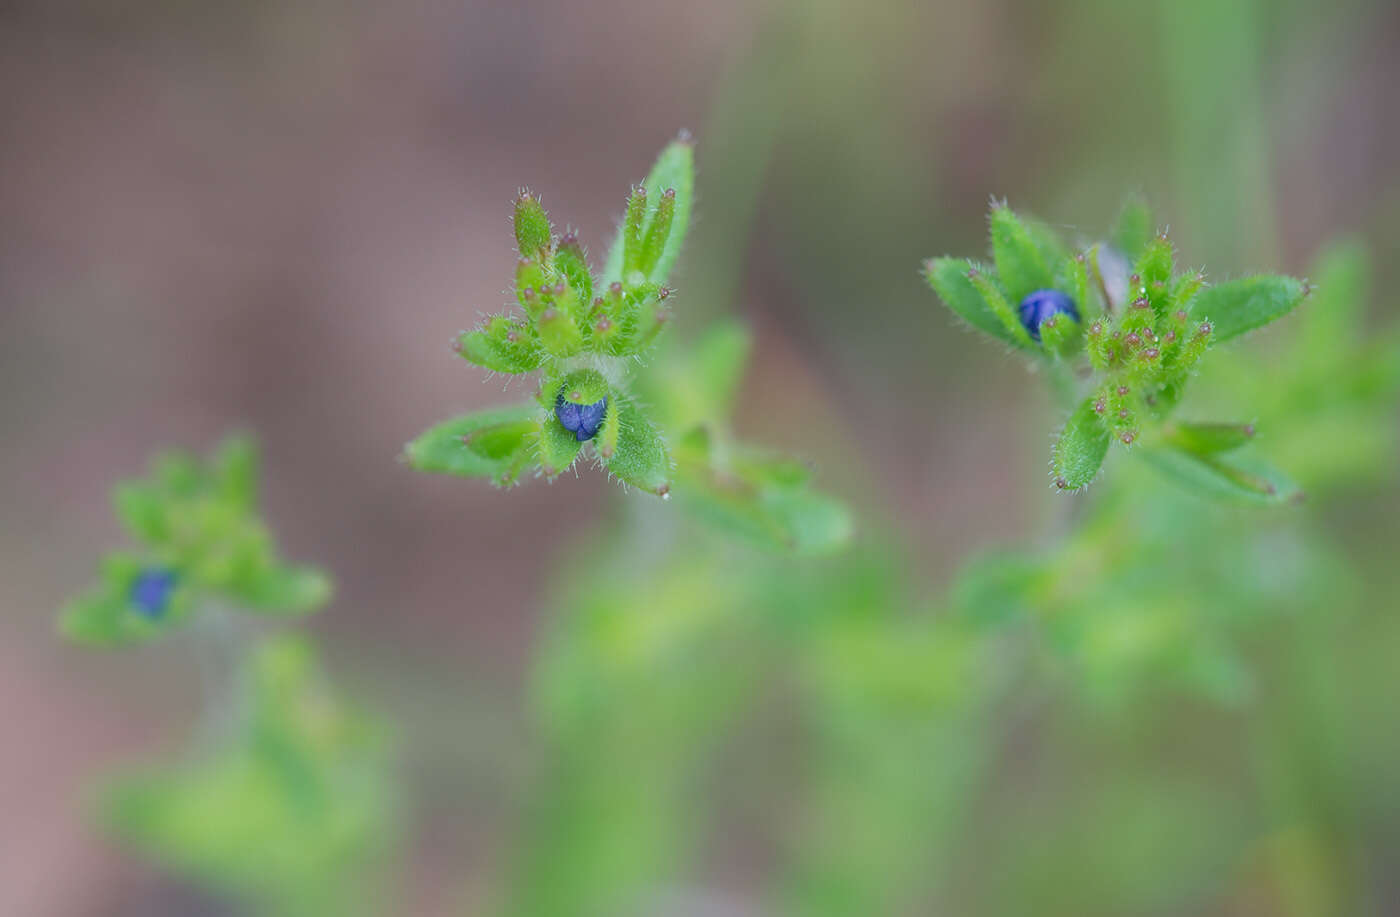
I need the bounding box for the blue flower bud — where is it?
[129,568,177,618]
[1018,289,1079,342]
[555,394,608,442]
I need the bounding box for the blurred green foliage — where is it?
[102,636,397,917]
[59,436,330,646]
[498,236,1399,915]
[926,199,1308,496]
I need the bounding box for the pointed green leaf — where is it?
[989,204,1054,303]
[212,435,259,512]
[1163,421,1256,455]
[403,404,539,485]
[1189,275,1307,342]
[113,482,168,544]
[599,394,671,495]
[233,566,332,616]
[924,257,1034,349]
[1052,397,1111,491]
[456,317,544,373]
[603,135,695,286]
[1141,446,1302,505]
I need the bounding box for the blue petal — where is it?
[129,568,177,619]
[1017,289,1079,342]
[555,397,584,433]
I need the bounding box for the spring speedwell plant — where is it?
[406,134,851,554]
[925,198,1311,499]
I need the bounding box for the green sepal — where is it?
[1189,275,1308,342]
[513,192,553,260]
[1051,397,1111,491]
[989,203,1054,303]
[554,369,610,407]
[1141,446,1303,505]
[1039,310,1080,358]
[536,409,584,477]
[1163,421,1257,456]
[598,393,671,496]
[403,404,540,486]
[455,317,544,374]
[924,257,1026,349]
[603,134,695,287]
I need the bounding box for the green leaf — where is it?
[603,135,695,286]
[1140,446,1302,505]
[989,204,1054,303]
[403,404,539,485]
[599,394,671,495]
[1190,275,1308,342]
[537,411,584,476]
[1163,421,1256,455]
[1052,398,1111,491]
[673,445,851,555]
[925,257,1027,349]
[233,566,332,616]
[554,234,594,307]
[456,317,544,374]
[1111,194,1153,262]
[213,435,259,512]
[113,482,168,544]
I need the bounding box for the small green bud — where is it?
[554,232,593,307]
[513,191,553,260]
[622,185,647,275]
[638,188,677,276]
[536,307,583,357]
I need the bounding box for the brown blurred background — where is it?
[3,0,1398,913]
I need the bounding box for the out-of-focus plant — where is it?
[59,437,396,917]
[59,436,330,645]
[925,198,1310,497]
[103,636,396,917]
[405,135,850,555]
[494,228,1398,916]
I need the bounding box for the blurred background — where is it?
[3,0,1399,914]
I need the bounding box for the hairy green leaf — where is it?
[603,135,695,286]
[1052,398,1111,491]
[989,204,1054,303]
[924,257,1027,349]
[1190,275,1307,342]
[403,404,539,485]
[1141,446,1302,505]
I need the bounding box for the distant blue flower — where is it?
[1018,289,1079,342]
[129,568,177,619]
[555,394,608,442]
